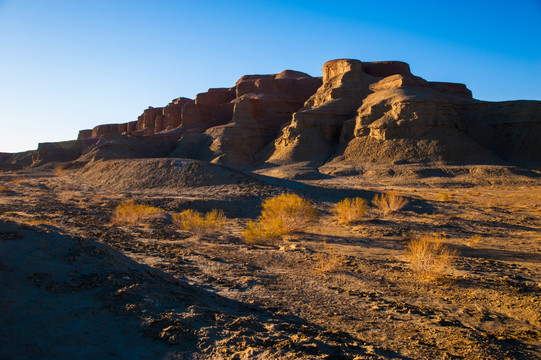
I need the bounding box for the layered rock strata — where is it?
[267,59,541,169]
[21,59,541,169]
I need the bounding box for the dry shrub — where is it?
[332,197,366,225]
[314,242,343,273]
[241,193,318,244]
[173,209,226,237]
[111,200,165,226]
[406,234,457,281]
[436,192,452,202]
[372,192,408,215]
[260,193,318,235]
[242,220,281,245]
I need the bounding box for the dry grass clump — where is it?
[111,200,165,226]
[314,242,343,273]
[173,209,226,237]
[242,193,318,244]
[242,220,281,245]
[332,197,366,225]
[260,193,319,234]
[406,234,457,281]
[436,192,452,202]
[372,191,408,215]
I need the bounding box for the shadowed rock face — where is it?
[23,58,541,168]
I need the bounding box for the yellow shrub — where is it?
[406,234,457,281]
[372,192,408,215]
[242,220,281,245]
[111,200,165,226]
[259,193,318,235]
[173,209,226,237]
[436,192,451,202]
[332,197,366,225]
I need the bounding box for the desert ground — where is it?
[1,159,540,359]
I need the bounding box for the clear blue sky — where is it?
[1,0,540,152]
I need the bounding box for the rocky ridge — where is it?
[3,59,540,171]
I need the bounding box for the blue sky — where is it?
[1,0,540,152]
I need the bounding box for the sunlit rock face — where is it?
[267,59,541,168]
[23,58,540,168]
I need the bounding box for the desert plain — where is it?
[1,59,540,359]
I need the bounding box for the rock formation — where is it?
[267,59,541,171]
[188,70,322,167]
[8,58,539,170]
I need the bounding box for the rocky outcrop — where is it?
[268,59,541,170]
[32,139,98,166]
[0,151,35,170]
[158,97,194,132]
[78,134,179,162]
[201,70,322,167]
[180,103,234,131]
[268,60,377,165]
[91,124,124,138]
[77,129,93,141]
[11,58,540,169]
[195,88,236,105]
[460,101,541,165]
[136,107,163,134]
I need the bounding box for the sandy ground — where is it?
[1,160,540,359]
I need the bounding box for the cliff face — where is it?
[20,59,541,169]
[268,59,541,169]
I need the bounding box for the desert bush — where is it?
[372,191,408,215]
[406,234,457,281]
[111,200,165,226]
[314,242,343,273]
[173,208,226,237]
[241,193,318,244]
[242,219,281,245]
[332,197,366,225]
[259,193,318,235]
[436,192,452,202]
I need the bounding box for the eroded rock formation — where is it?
[16,59,540,169]
[267,59,541,170]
